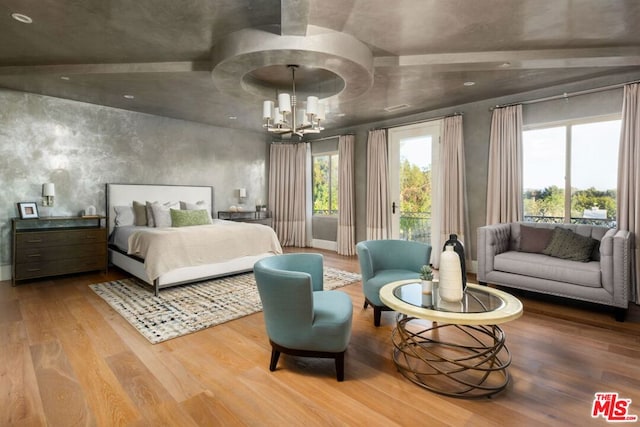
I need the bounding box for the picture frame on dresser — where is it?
[17,202,39,219]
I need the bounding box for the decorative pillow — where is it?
[542,227,598,262]
[132,201,147,226]
[180,200,212,217]
[114,205,135,226]
[170,209,211,227]
[150,201,179,228]
[519,225,554,254]
[145,201,157,227]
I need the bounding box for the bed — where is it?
[106,183,282,295]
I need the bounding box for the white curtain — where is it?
[268,143,308,247]
[366,129,390,240]
[337,135,356,255]
[617,83,640,304]
[436,115,469,268]
[486,104,523,224]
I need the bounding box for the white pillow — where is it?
[180,200,212,222]
[114,205,135,226]
[151,201,179,228]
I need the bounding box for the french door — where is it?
[388,121,441,249]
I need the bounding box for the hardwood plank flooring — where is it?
[1,247,639,426]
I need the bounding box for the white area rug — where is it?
[90,268,361,344]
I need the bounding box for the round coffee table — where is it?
[379,280,523,398]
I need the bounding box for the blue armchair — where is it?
[253,253,353,381]
[356,240,432,326]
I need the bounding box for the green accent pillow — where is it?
[170,209,211,227]
[542,227,598,262]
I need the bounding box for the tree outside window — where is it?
[522,117,620,226]
[313,153,338,215]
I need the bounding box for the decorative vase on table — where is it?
[443,233,466,291]
[439,245,463,303]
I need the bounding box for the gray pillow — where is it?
[151,201,179,228]
[114,205,135,226]
[542,227,598,262]
[519,225,554,254]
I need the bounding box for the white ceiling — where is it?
[1,0,639,132]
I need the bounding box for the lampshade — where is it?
[263,100,274,120]
[42,183,55,197]
[278,93,291,114]
[306,96,318,115]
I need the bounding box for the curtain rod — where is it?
[271,133,355,144]
[373,112,463,131]
[490,79,640,111]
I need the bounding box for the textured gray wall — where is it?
[0,89,269,278]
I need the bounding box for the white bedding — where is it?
[126,220,283,281]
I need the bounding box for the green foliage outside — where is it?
[400,159,432,213]
[523,185,617,219]
[399,159,432,240]
[313,154,338,214]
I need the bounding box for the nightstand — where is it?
[12,216,108,285]
[217,210,272,227]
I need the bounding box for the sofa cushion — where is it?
[494,251,601,288]
[519,225,554,254]
[543,227,598,262]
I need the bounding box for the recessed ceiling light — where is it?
[463,81,476,86]
[60,76,70,81]
[336,113,346,117]
[228,116,237,120]
[11,13,33,24]
[123,94,135,99]
[384,103,411,113]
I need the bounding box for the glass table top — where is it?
[392,281,506,314]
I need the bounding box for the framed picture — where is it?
[17,202,39,219]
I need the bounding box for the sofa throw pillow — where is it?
[171,209,211,227]
[542,227,598,262]
[519,225,554,254]
[132,201,147,226]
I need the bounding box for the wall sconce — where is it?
[42,183,55,207]
[238,188,247,204]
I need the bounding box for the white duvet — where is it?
[127,220,283,281]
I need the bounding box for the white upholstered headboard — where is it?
[105,183,214,234]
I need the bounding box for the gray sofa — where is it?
[477,222,632,320]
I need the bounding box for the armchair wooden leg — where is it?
[269,348,280,371]
[335,352,345,382]
[373,307,382,327]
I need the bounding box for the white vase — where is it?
[421,280,433,294]
[439,245,463,302]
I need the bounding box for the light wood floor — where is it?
[2,248,639,426]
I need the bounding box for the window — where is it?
[522,116,620,226]
[312,152,338,215]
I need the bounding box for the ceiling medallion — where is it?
[210,25,374,134]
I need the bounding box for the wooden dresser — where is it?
[12,216,107,285]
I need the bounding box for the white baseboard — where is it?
[0,264,11,282]
[311,239,337,252]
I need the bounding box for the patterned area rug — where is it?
[90,268,361,344]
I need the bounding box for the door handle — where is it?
[392,202,397,214]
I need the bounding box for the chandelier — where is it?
[262,65,325,137]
